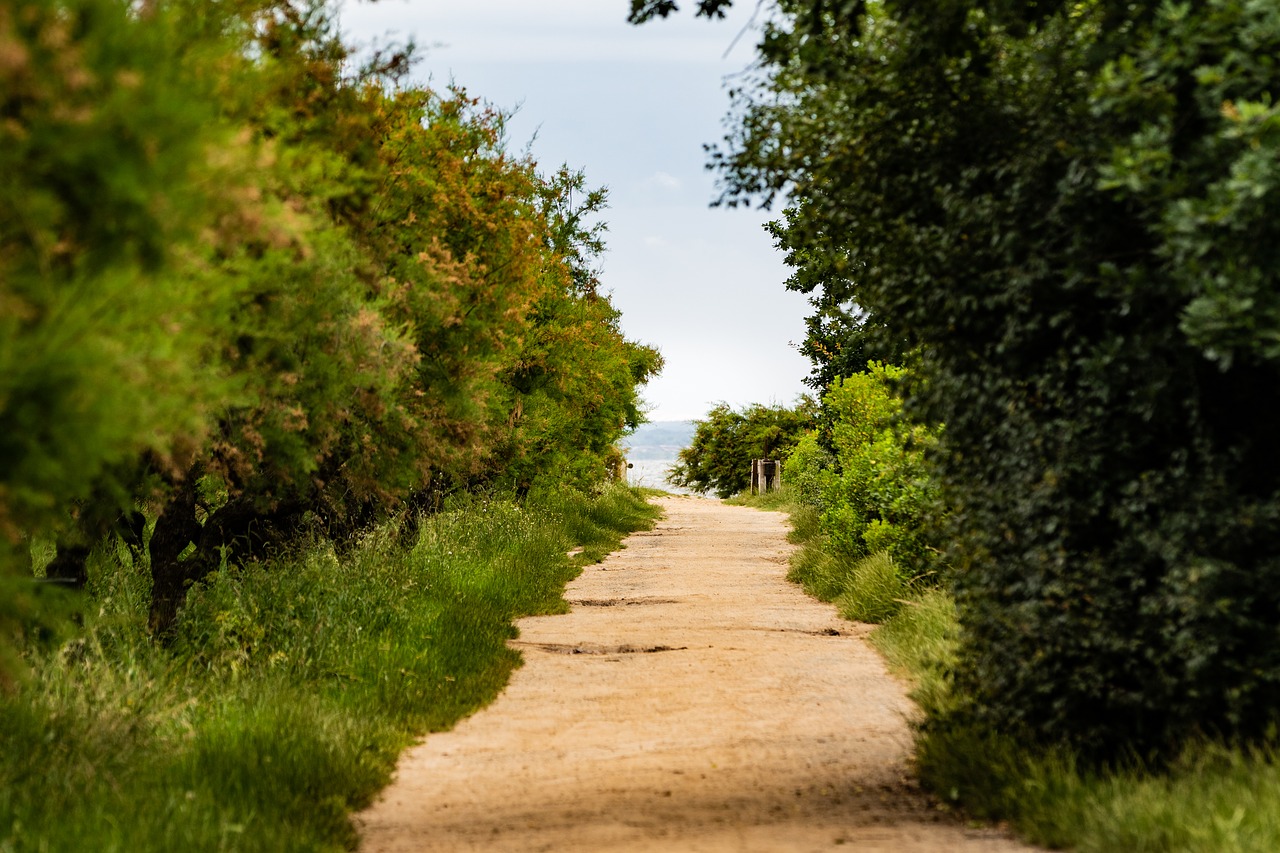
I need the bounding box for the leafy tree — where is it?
[145,24,663,631]
[627,0,734,24]
[766,211,908,391]
[494,169,663,492]
[0,0,663,648]
[145,2,427,632]
[640,0,1280,757]
[0,0,250,632]
[670,401,814,498]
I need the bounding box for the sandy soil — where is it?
[356,496,1035,852]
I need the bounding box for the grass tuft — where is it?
[786,534,848,602]
[835,551,904,623]
[783,502,823,544]
[725,486,791,511]
[916,725,1280,853]
[865,587,957,715]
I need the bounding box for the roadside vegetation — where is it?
[3,0,660,643]
[737,473,1280,851]
[781,482,1280,852]
[1,484,660,851]
[723,351,1280,850]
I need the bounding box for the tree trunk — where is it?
[147,478,207,637]
[148,481,309,638]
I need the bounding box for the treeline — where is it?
[1,0,660,645]
[638,0,1280,767]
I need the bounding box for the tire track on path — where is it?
[357,496,1034,852]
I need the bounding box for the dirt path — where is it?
[356,496,1034,852]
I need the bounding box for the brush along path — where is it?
[357,496,1033,852]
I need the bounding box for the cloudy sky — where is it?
[338,0,812,421]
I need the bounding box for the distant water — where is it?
[621,421,701,495]
[626,458,675,490]
[624,459,703,496]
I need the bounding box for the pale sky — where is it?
[339,0,811,421]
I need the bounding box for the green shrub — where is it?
[0,0,235,549]
[0,0,663,647]
[781,430,831,510]
[818,364,942,577]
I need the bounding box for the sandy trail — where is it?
[357,496,1033,852]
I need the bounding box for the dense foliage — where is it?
[776,361,942,628]
[1,0,660,648]
[643,0,1280,758]
[669,401,814,498]
[809,364,941,576]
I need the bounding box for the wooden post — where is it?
[750,458,783,494]
[762,459,776,492]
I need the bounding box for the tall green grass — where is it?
[0,483,659,852]
[783,531,911,625]
[916,721,1280,852]
[864,588,957,716]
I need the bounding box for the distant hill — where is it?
[621,420,696,461]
